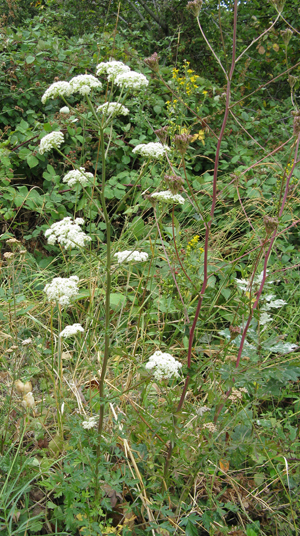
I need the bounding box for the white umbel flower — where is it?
[41,81,73,104]
[39,131,64,155]
[96,102,129,117]
[60,106,70,114]
[115,71,149,90]
[69,74,102,95]
[96,61,131,81]
[151,190,185,205]
[62,168,94,187]
[145,350,182,381]
[59,323,84,338]
[133,142,169,159]
[44,275,79,307]
[44,217,92,249]
[82,416,98,430]
[114,250,148,264]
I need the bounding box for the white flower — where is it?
[96,61,131,81]
[62,168,94,187]
[114,250,148,264]
[115,71,149,90]
[60,323,84,338]
[203,422,217,433]
[22,338,32,346]
[96,102,129,117]
[235,270,272,292]
[145,350,182,381]
[151,190,185,205]
[133,142,169,159]
[41,81,73,104]
[82,416,98,430]
[262,298,287,310]
[44,217,92,249]
[44,275,79,307]
[69,74,102,96]
[39,131,64,155]
[60,106,70,114]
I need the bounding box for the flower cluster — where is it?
[115,71,149,90]
[151,190,185,205]
[96,60,130,81]
[96,102,129,117]
[39,131,64,155]
[133,142,169,159]
[44,217,92,249]
[114,250,148,264]
[60,323,84,338]
[228,387,248,402]
[145,350,182,381]
[82,416,98,430]
[44,276,79,307]
[69,74,102,96]
[41,81,73,104]
[62,168,94,188]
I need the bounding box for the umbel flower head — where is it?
[60,323,84,338]
[115,71,149,90]
[41,81,73,104]
[62,168,94,188]
[44,217,92,249]
[96,102,129,117]
[151,190,185,205]
[44,275,79,307]
[39,131,64,155]
[114,250,149,264]
[292,110,300,137]
[133,142,170,159]
[96,60,131,81]
[145,350,182,381]
[69,74,102,95]
[82,416,98,430]
[186,0,203,17]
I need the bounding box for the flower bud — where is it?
[292,110,300,137]
[263,215,278,235]
[164,174,184,194]
[288,75,297,89]
[229,325,241,340]
[281,28,293,45]
[144,52,160,73]
[154,126,168,144]
[186,0,203,17]
[174,133,193,155]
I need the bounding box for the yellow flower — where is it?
[203,90,208,95]
[187,69,194,74]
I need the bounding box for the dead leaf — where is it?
[258,46,265,55]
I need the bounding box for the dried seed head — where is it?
[281,28,293,45]
[154,126,168,144]
[292,110,300,136]
[270,0,285,13]
[263,215,278,235]
[15,380,25,394]
[186,0,203,17]
[22,392,35,409]
[229,325,241,340]
[174,133,193,155]
[144,52,160,73]
[4,251,14,260]
[164,174,184,194]
[6,238,20,245]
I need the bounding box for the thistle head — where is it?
[144,52,160,73]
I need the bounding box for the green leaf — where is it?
[27,155,39,168]
[185,519,198,536]
[26,55,35,64]
[110,293,126,310]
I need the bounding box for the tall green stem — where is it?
[95,126,112,499]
